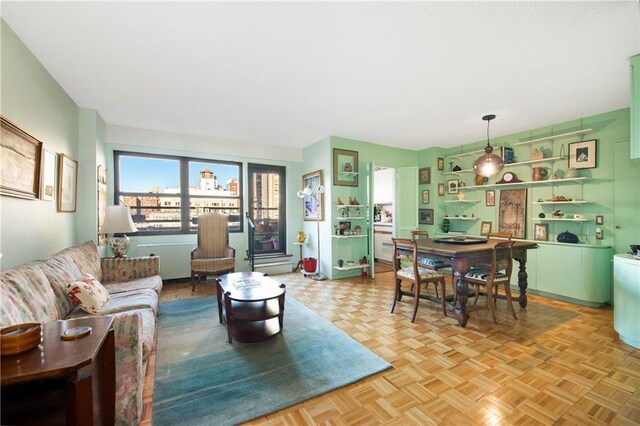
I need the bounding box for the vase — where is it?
[296,231,306,243]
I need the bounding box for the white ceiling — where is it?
[2,1,639,150]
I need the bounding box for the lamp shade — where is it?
[100,205,138,234]
[473,147,504,178]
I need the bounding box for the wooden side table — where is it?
[292,242,304,272]
[1,316,116,425]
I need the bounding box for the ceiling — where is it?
[2,1,639,150]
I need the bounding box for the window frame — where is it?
[114,150,243,235]
[247,163,287,255]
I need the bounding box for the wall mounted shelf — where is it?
[447,217,479,221]
[459,177,590,190]
[334,216,366,220]
[332,234,368,239]
[514,128,594,146]
[503,155,566,167]
[533,218,590,222]
[532,201,590,205]
[444,200,480,204]
[333,264,369,271]
[445,146,502,162]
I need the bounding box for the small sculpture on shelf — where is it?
[349,196,360,205]
[336,197,344,206]
[552,209,564,218]
[360,256,368,278]
[441,217,450,233]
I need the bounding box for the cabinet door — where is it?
[581,247,612,304]
[536,245,582,300]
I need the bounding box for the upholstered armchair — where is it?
[191,212,236,291]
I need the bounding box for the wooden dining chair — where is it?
[464,239,517,323]
[411,230,455,298]
[390,238,447,323]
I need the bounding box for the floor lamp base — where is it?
[311,273,328,281]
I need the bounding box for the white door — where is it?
[396,167,418,238]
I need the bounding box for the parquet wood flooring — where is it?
[141,273,640,425]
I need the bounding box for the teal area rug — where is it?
[153,296,391,426]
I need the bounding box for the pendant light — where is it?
[473,114,504,178]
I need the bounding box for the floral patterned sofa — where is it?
[0,241,162,425]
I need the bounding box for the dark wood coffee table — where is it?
[217,272,286,344]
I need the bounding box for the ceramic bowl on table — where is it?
[1,322,42,356]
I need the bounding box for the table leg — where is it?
[455,273,470,327]
[102,329,116,426]
[515,253,528,308]
[66,372,93,426]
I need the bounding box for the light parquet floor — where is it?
[142,271,640,425]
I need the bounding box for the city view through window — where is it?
[115,153,242,233]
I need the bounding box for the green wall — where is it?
[0,20,80,269]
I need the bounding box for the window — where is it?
[114,151,242,234]
[248,163,286,254]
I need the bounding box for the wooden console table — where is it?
[1,316,115,425]
[217,272,286,344]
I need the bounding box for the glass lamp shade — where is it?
[473,146,504,178]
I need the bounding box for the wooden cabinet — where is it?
[631,54,640,159]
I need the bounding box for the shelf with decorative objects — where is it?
[331,234,368,239]
[443,199,480,204]
[458,177,590,190]
[503,155,566,167]
[446,217,479,221]
[532,200,591,205]
[533,218,590,222]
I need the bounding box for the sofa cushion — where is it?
[0,265,61,327]
[56,241,102,282]
[66,288,159,318]
[104,275,163,295]
[67,274,110,314]
[35,254,82,318]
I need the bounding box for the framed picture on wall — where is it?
[480,221,492,236]
[57,153,78,213]
[302,169,324,221]
[419,208,434,225]
[419,167,431,184]
[437,157,444,171]
[498,188,527,239]
[41,149,57,201]
[438,183,445,196]
[1,116,43,199]
[568,139,597,169]
[422,190,430,204]
[534,223,548,241]
[333,148,358,186]
[447,179,459,194]
[486,190,495,206]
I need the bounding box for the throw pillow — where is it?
[66,274,110,314]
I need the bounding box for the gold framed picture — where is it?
[302,169,324,221]
[1,116,43,199]
[57,153,78,212]
[333,148,358,187]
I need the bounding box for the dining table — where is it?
[397,236,538,327]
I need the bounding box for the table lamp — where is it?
[100,205,138,257]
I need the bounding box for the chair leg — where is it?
[473,284,480,306]
[503,283,518,320]
[440,278,447,316]
[391,279,402,313]
[191,271,197,292]
[411,280,420,323]
[486,282,497,324]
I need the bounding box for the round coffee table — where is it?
[216,272,286,344]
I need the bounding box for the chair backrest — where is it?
[196,212,230,257]
[411,230,429,240]
[487,232,512,240]
[392,237,417,275]
[490,240,514,281]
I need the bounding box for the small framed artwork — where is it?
[447,179,459,194]
[422,190,430,204]
[302,170,324,221]
[480,221,492,236]
[595,215,604,225]
[419,208,434,225]
[568,139,597,169]
[534,223,548,241]
[437,157,444,171]
[338,221,351,235]
[438,183,445,196]
[41,149,57,201]
[486,190,495,206]
[57,153,78,213]
[419,167,431,184]
[498,188,527,239]
[333,148,359,187]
